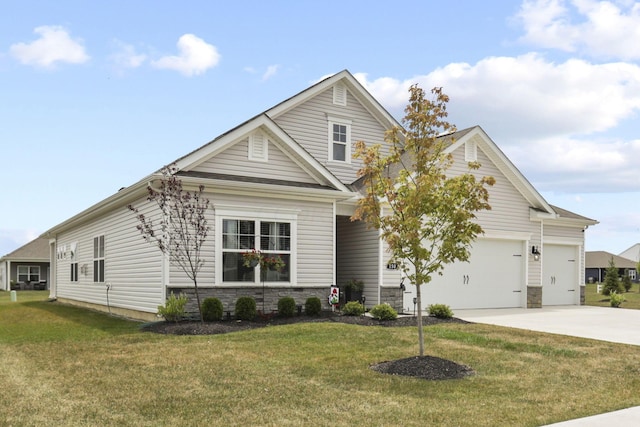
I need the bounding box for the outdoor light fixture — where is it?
[531,245,541,261]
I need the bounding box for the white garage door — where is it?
[403,239,525,311]
[542,244,579,305]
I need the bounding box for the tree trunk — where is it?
[416,283,424,356]
[193,277,204,323]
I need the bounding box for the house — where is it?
[0,237,50,291]
[619,244,640,263]
[41,70,598,321]
[585,251,638,283]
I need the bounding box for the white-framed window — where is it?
[630,269,637,280]
[216,207,297,285]
[17,265,40,283]
[93,235,105,283]
[327,116,352,163]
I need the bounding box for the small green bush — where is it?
[305,296,322,316]
[428,303,454,319]
[342,301,365,316]
[278,296,297,318]
[235,296,257,320]
[610,292,625,308]
[201,297,224,321]
[157,292,188,322]
[370,303,398,320]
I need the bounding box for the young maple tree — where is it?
[352,85,495,356]
[128,164,211,322]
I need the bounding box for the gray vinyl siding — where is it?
[336,216,380,306]
[191,137,317,184]
[55,197,165,314]
[272,87,388,184]
[449,143,542,284]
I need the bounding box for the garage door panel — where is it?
[403,239,525,311]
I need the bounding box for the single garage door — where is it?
[403,239,525,311]
[542,244,579,305]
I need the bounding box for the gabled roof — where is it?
[586,251,637,269]
[0,237,49,262]
[266,70,402,131]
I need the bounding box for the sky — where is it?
[1,0,639,257]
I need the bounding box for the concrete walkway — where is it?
[455,306,640,426]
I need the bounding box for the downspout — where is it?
[48,239,57,300]
[332,201,337,288]
[540,220,544,289]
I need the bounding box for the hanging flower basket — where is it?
[242,250,285,271]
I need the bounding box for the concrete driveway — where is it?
[455,305,640,346]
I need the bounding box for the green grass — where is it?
[2,290,640,426]
[585,282,640,309]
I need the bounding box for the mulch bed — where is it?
[141,312,475,380]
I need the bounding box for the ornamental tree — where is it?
[352,85,494,356]
[128,164,211,322]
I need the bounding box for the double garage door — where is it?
[403,238,525,311]
[402,239,581,311]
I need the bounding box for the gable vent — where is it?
[465,140,477,162]
[249,131,268,162]
[333,83,347,106]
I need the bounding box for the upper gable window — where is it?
[465,140,477,162]
[249,131,268,162]
[327,116,352,163]
[333,83,347,106]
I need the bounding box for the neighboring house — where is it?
[0,237,51,291]
[585,251,638,283]
[41,70,598,321]
[619,243,640,263]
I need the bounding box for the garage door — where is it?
[402,239,525,311]
[542,244,579,305]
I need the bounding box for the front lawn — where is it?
[585,282,640,309]
[2,291,640,426]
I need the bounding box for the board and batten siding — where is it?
[191,136,318,185]
[336,216,380,304]
[272,87,388,184]
[209,193,334,287]
[55,197,165,314]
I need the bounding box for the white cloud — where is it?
[516,0,640,60]
[262,64,280,81]
[151,34,220,76]
[108,40,146,70]
[9,25,89,68]
[355,52,640,193]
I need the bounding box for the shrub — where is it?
[201,297,224,321]
[235,297,257,320]
[428,303,454,319]
[278,296,297,318]
[602,258,624,296]
[305,296,322,316]
[342,301,365,316]
[157,292,188,322]
[370,303,398,320]
[610,292,625,308]
[622,270,632,292]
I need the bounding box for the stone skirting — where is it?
[580,285,585,305]
[380,287,404,313]
[167,286,332,317]
[527,286,542,308]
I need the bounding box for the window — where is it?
[222,219,291,283]
[93,235,105,282]
[630,269,637,281]
[17,266,40,283]
[327,117,352,163]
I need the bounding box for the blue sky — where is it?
[1,0,639,256]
